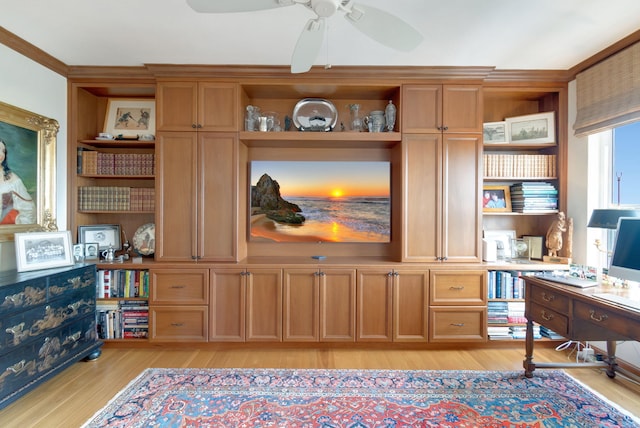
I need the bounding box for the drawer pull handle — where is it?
[541,310,553,321]
[170,285,186,289]
[589,310,608,322]
[450,323,465,327]
[449,286,464,291]
[542,292,555,302]
[171,322,184,327]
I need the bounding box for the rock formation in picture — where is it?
[251,174,305,224]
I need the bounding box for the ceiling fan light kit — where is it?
[186,0,423,73]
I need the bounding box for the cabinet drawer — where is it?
[429,307,486,342]
[529,285,569,313]
[150,269,209,304]
[150,306,208,341]
[528,302,568,335]
[430,270,486,305]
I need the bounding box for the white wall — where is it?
[0,44,67,271]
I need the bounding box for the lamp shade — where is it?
[587,209,640,229]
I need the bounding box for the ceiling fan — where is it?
[186,0,424,73]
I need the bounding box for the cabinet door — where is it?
[442,134,482,262]
[210,269,245,342]
[442,85,482,133]
[320,269,356,342]
[393,270,428,341]
[283,269,319,341]
[246,268,282,341]
[156,81,198,131]
[356,269,393,342]
[198,133,238,261]
[198,82,238,131]
[402,134,440,261]
[402,84,441,133]
[155,132,198,261]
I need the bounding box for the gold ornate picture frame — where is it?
[0,100,58,241]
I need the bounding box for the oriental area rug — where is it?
[82,368,639,427]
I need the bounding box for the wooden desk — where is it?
[523,276,640,381]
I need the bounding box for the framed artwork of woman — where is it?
[0,101,58,241]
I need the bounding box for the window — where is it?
[612,121,640,205]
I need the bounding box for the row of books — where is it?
[487,270,534,299]
[97,269,150,299]
[488,325,541,340]
[483,154,556,178]
[510,182,558,213]
[78,186,155,211]
[96,300,148,340]
[488,300,527,325]
[78,149,155,176]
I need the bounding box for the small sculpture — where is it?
[546,211,573,258]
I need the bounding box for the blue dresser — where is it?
[0,264,102,409]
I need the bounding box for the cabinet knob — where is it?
[191,124,197,129]
[197,124,202,128]
[443,126,449,131]
[449,286,464,291]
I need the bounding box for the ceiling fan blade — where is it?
[344,4,423,51]
[291,18,326,74]
[186,0,293,13]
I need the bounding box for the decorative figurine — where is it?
[544,211,573,263]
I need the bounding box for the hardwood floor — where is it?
[1,345,639,427]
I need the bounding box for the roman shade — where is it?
[573,41,640,137]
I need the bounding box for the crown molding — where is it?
[0,26,68,76]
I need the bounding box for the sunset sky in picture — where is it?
[251,161,390,198]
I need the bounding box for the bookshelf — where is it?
[482,85,568,245]
[96,266,150,341]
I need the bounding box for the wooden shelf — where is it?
[483,211,559,216]
[79,139,155,148]
[79,210,154,214]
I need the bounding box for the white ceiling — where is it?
[2,0,640,70]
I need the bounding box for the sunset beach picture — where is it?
[250,161,390,243]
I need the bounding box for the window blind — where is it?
[574,41,640,137]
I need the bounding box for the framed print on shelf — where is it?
[103,98,155,138]
[78,224,122,251]
[483,229,516,261]
[483,121,508,144]
[483,185,512,212]
[14,231,74,272]
[505,111,555,144]
[522,235,544,260]
[0,100,58,242]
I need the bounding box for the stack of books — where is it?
[96,299,148,340]
[78,186,155,211]
[540,326,565,340]
[488,300,509,325]
[510,182,558,213]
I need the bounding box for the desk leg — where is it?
[523,318,535,378]
[606,340,618,378]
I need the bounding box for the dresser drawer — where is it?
[430,270,486,305]
[47,265,96,302]
[150,269,209,304]
[529,285,570,313]
[150,306,208,341]
[528,302,568,335]
[429,306,486,342]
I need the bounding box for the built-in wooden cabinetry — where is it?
[67,67,568,347]
[401,84,483,262]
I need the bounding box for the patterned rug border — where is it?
[82,368,640,427]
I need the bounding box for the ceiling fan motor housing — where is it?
[311,0,340,17]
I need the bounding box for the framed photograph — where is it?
[14,231,74,272]
[103,98,155,138]
[483,121,508,144]
[484,229,516,260]
[72,243,85,262]
[84,243,99,260]
[522,235,544,260]
[511,238,530,260]
[505,111,555,144]
[0,100,58,242]
[482,185,511,212]
[78,224,122,251]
